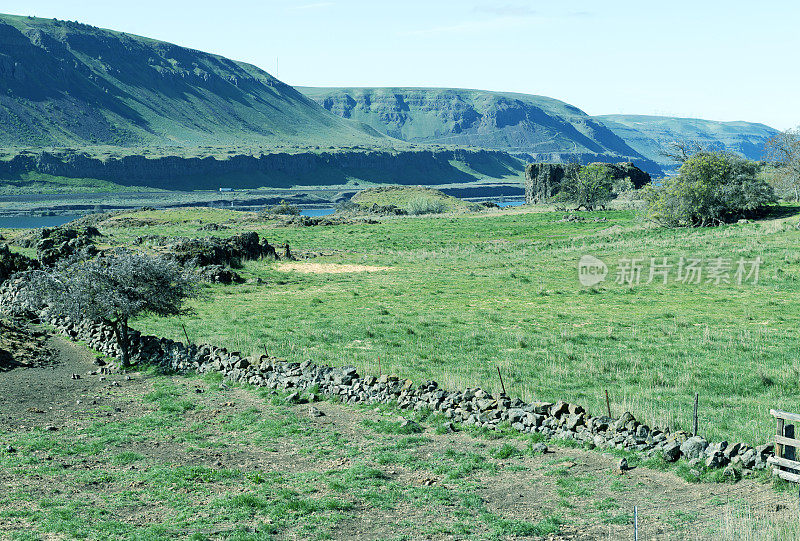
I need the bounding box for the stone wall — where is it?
[0,280,774,479]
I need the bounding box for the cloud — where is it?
[473,4,538,17]
[287,2,334,12]
[567,10,596,19]
[400,17,530,37]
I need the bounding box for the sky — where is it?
[7,0,798,129]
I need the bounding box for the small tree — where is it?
[765,129,800,201]
[555,164,613,210]
[661,140,711,164]
[18,250,197,367]
[645,152,776,227]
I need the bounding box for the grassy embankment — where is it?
[42,202,795,447]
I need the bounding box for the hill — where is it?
[596,114,779,170]
[350,185,471,214]
[299,87,662,175]
[0,14,386,148]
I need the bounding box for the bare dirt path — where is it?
[0,329,109,431]
[0,331,796,540]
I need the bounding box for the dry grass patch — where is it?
[274,262,391,274]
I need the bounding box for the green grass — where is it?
[0,368,578,539]
[118,204,800,446]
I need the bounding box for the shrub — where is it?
[262,200,300,216]
[612,176,634,196]
[407,195,447,215]
[645,152,776,227]
[554,164,613,210]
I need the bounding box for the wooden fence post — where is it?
[496,367,507,396]
[768,410,800,483]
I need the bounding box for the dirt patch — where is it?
[0,331,107,429]
[0,318,53,372]
[274,262,391,274]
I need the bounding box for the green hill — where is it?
[298,87,662,174]
[0,14,387,148]
[595,114,779,170]
[350,185,471,214]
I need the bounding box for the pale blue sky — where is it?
[7,1,798,129]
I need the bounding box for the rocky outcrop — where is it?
[164,232,276,268]
[35,227,100,266]
[524,163,581,204]
[0,148,524,191]
[600,162,652,190]
[0,245,37,285]
[524,161,651,204]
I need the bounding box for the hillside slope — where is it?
[596,115,779,169]
[0,14,386,148]
[299,87,662,174]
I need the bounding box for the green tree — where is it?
[765,129,800,201]
[554,164,613,211]
[645,152,776,227]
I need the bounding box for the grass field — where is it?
[2,335,796,540]
[35,204,800,446]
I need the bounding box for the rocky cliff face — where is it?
[596,115,779,170]
[524,162,651,204]
[300,87,663,176]
[0,148,524,190]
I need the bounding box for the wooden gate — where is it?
[769,409,800,483]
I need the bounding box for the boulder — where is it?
[705,451,728,469]
[529,442,548,455]
[662,441,681,463]
[680,436,708,459]
[197,265,242,284]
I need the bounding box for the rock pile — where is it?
[165,232,277,268]
[15,227,102,266]
[556,214,609,223]
[0,244,38,285]
[0,276,773,479]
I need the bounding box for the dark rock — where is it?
[528,442,548,455]
[197,265,242,284]
[524,162,650,205]
[308,406,325,418]
[550,401,569,418]
[662,441,681,463]
[756,443,774,458]
[400,419,422,433]
[723,464,741,481]
[705,451,728,469]
[680,436,708,459]
[565,413,585,431]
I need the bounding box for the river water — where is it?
[0,201,525,229]
[0,215,82,229]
